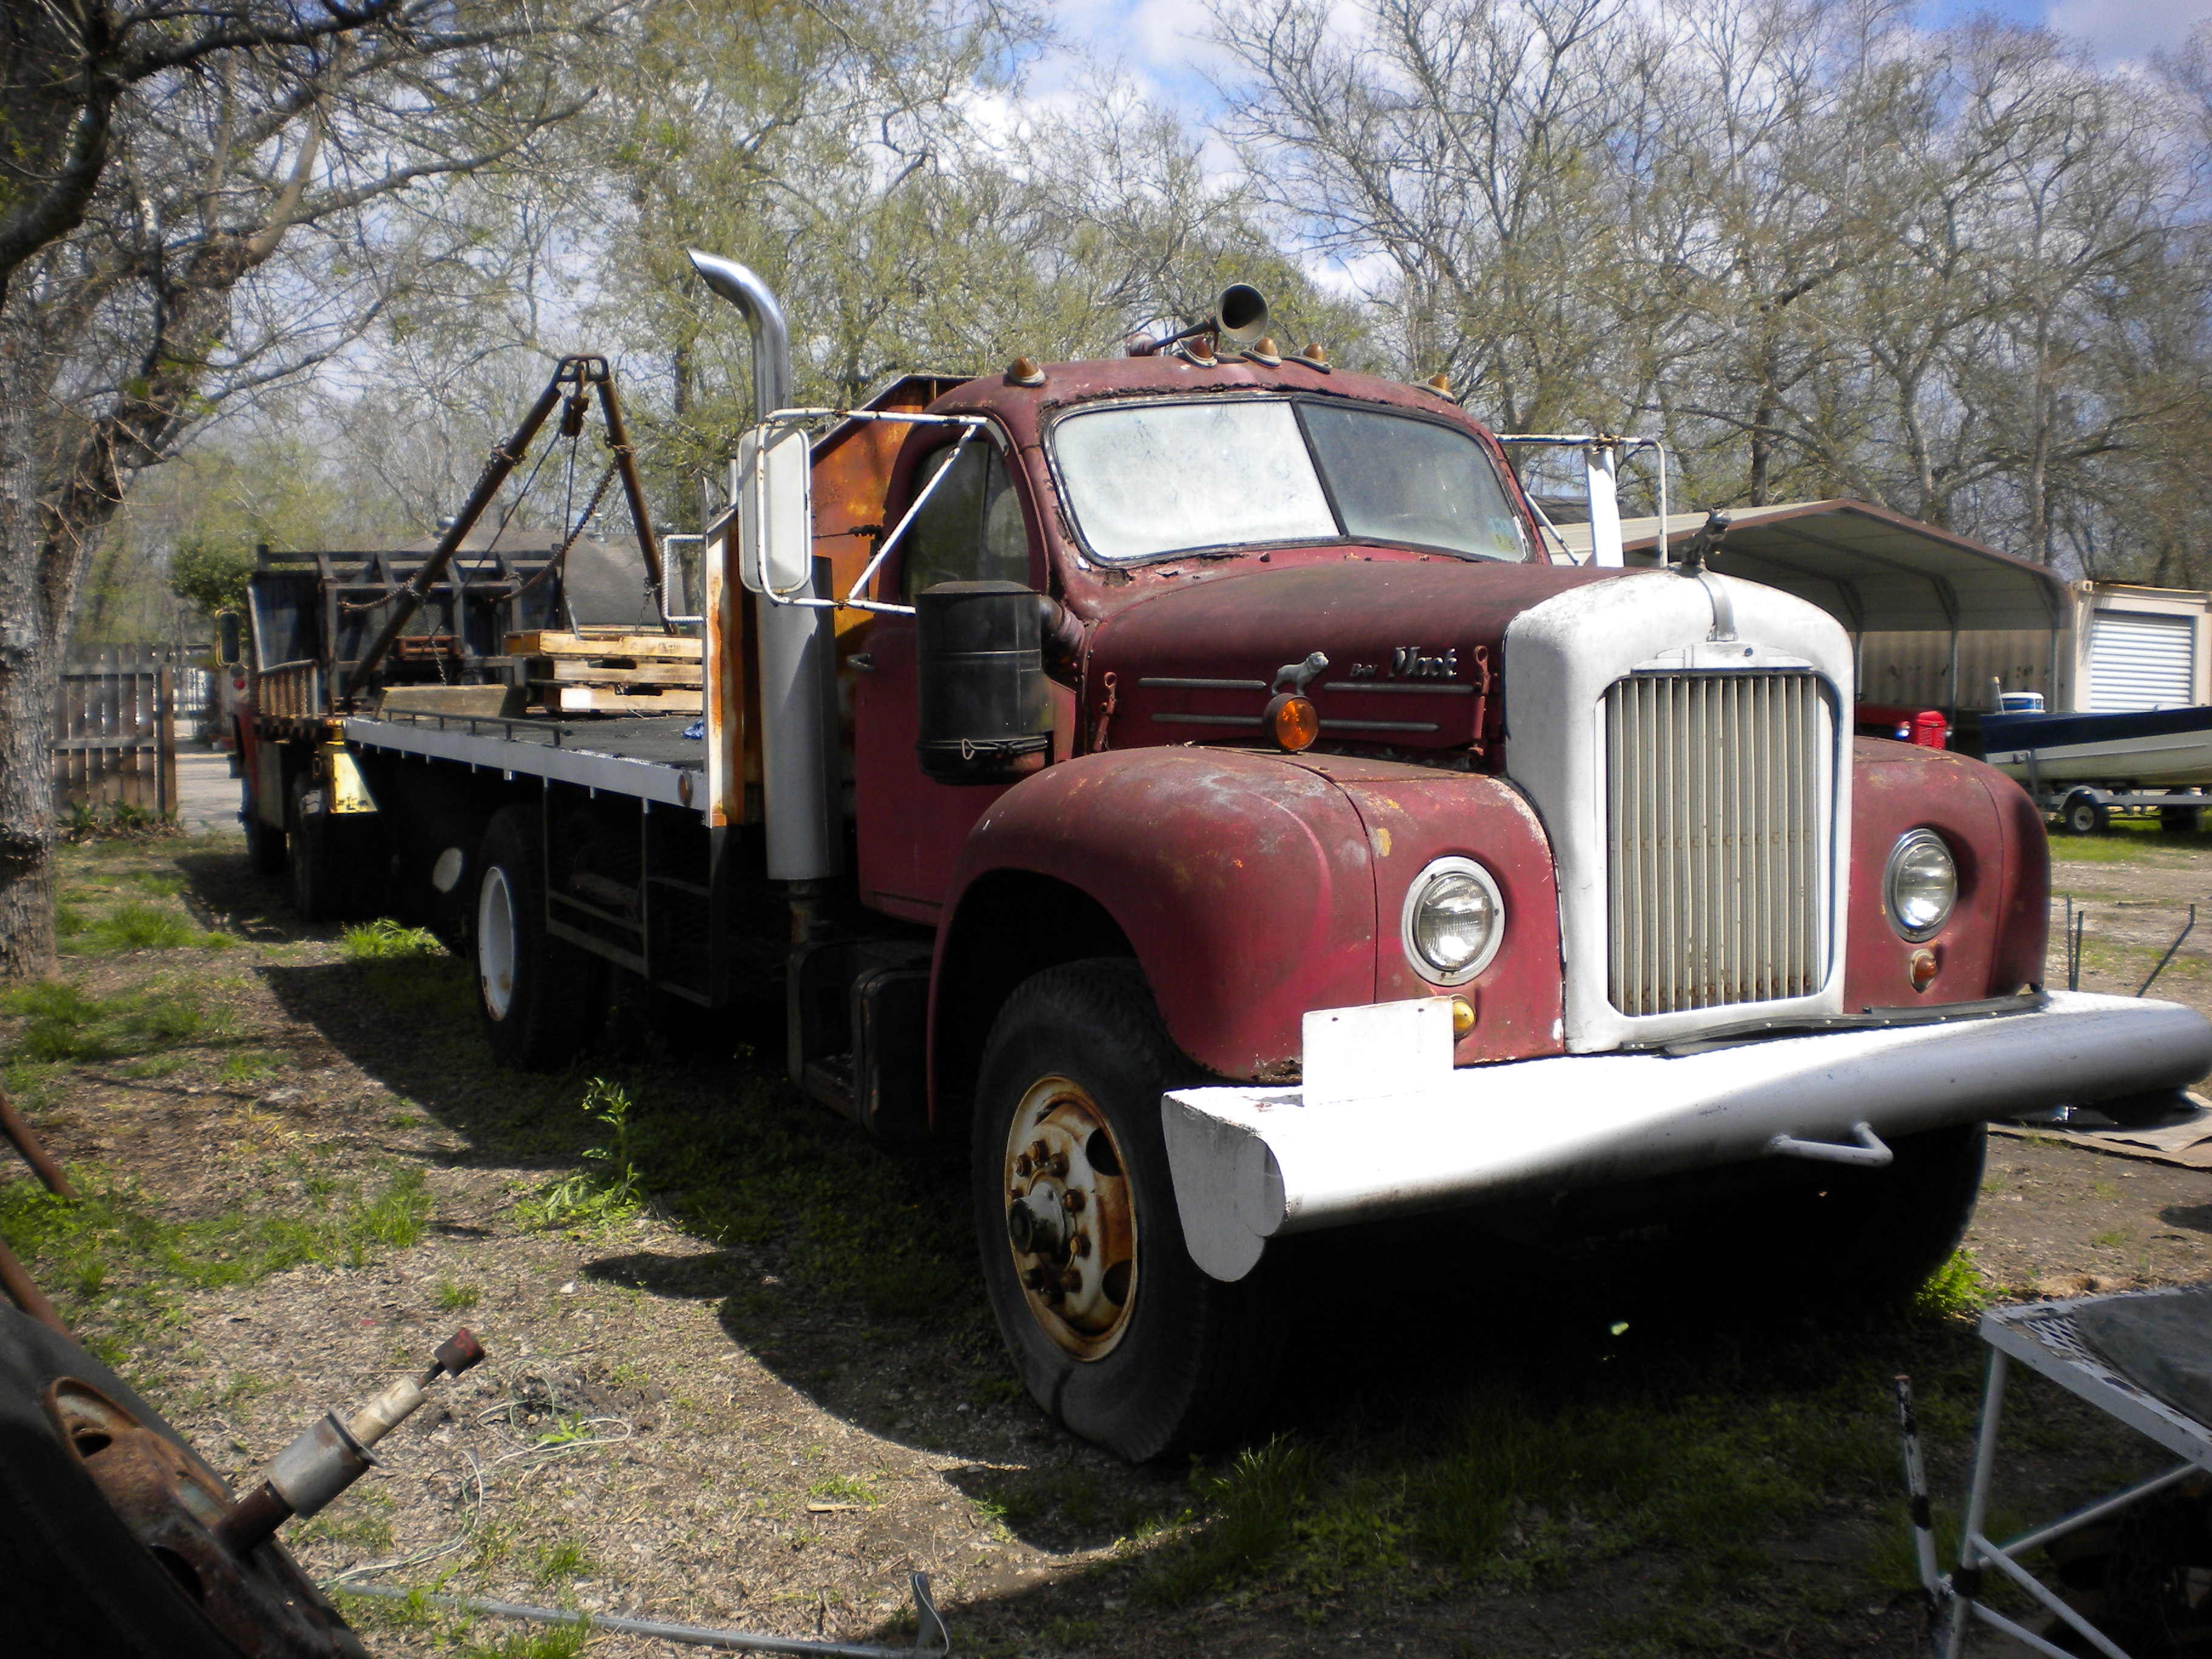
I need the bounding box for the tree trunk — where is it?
[0,316,60,980]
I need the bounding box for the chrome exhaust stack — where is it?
[686,249,841,883]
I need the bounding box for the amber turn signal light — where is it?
[1265,692,1319,752]
[1450,996,1475,1036]
[1909,948,1939,992]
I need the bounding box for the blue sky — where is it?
[1047,0,2212,112]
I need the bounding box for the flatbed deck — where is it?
[343,709,703,809]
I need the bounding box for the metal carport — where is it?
[1552,499,2070,706]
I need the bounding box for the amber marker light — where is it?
[1909,948,1939,992]
[1265,693,1319,752]
[1450,996,1476,1037]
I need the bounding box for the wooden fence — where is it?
[52,645,195,815]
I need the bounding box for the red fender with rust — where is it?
[936,748,1567,1089]
[1845,739,2049,1008]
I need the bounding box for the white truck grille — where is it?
[1604,671,1823,1016]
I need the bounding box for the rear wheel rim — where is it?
[1002,1074,1138,1360]
[477,865,518,1021]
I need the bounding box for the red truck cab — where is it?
[321,256,2212,1464]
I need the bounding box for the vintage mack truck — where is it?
[235,252,2212,1462]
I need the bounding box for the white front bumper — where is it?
[1162,991,2212,1281]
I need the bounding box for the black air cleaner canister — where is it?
[914,581,1052,783]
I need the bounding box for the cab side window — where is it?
[900,440,1031,598]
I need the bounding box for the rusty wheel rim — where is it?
[1002,1074,1138,1360]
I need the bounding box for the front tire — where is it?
[1675,1121,1989,1302]
[474,806,603,1070]
[971,959,1288,1461]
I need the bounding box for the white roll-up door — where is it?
[2088,611,2197,711]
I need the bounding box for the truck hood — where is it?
[1085,557,1625,762]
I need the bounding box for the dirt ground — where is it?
[3,818,2210,1659]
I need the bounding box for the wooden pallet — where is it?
[527,656,699,687]
[537,684,703,715]
[506,628,701,661]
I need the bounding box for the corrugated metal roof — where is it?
[1550,499,2068,633]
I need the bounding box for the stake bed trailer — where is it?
[243,256,2212,1463]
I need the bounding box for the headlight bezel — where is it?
[1399,856,1507,986]
[1884,828,1958,942]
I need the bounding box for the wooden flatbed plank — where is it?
[508,629,702,660]
[530,657,702,686]
[537,685,703,714]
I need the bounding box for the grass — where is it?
[531,1538,594,1584]
[1,979,228,1062]
[74,900,232,953]
[515,1079,645,1233]
[343,919,444,960]
[435,1276,483,1310]
[1129,1359,1914,1620]
[458,1624,589,1659]
[2049,816,2212,862]
[1916,1247,1991,1319]
[809,1475,882,1506]
[0,1164,432,1357]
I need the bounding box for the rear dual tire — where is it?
[1675,1121,1989,1302]
[473,806,603,1070]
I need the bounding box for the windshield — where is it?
[1051,397,1529,565]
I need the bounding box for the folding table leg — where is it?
[1894,1377,1943,1607]
[1945,1349,2011,1659]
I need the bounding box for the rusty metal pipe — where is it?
[592,374,674,633]
[0,1087,76,1198]
[0,1232,70,1336]
[213,1329,485,1555]
[343,361,588,699]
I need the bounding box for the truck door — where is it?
[854,432,1037,921]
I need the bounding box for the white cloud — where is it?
[2045,0,2212,62]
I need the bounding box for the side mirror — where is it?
[736,423,813,597]
[217,612,242,667]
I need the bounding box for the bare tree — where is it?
[0,1,597,977]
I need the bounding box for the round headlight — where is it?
[1401,857,1506,985]
[1885,829,1957,942]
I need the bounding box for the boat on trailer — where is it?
[1980,706,2212,789]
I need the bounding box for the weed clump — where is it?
[61,800,181,844]
[517,1079,643,1233]
[85,902,227,952]
[343,919,443,960]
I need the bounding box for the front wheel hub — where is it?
[1002,1076,1137,1359]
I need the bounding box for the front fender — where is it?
[942,749,1376,1081]
[1846,740,2049,1007]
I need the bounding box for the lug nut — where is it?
[1028,1140,1048,1164]
[1022,1267,1047,1290]
[1059,1268,1083,1292]
[1062,1190,1085,1212]
[1014,1154,1031,1177]
[1071,1234,1091,1258]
